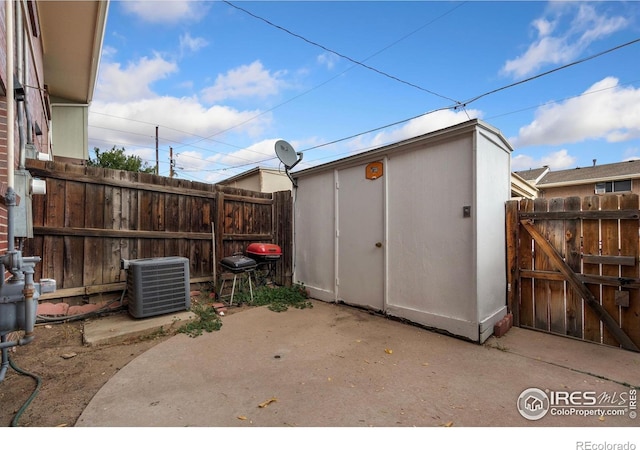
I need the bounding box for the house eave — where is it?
[39,0,109,104]
[511,172,538,198]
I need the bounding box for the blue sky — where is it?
[87,1,640,183]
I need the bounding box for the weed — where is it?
[177,283,310,337]
[237,283,312,312]
[177,302,223,338]
[139,327,169,341]
[494,342,509,352]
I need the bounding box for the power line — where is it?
[127,31,640,179]
[299,36,640,154]
[163,1,468,151]
[90,111,245,150]
[88,122,266,167]
[223,0,463,105]
[89,2,467,165]
[485,78,640,122]
[461,37,640,107]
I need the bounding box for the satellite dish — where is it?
[275,140,302,169]
[274,140,303,187]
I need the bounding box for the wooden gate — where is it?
[506,194,640,352]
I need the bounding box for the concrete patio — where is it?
[76,299,640,428]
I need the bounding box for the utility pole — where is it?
[169,147,175,178]
[155,126,159,175]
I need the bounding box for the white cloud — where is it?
[512,77,640,148]
[120,0,209,24]
[532,18,554,37]
[574,3,629,44]
[89,96,272,150]
[623,148,640,161]
[511,149,577,171]
[95,54,178,102]
[358,109,483,151]
[169,139,285,183]
[101,45,118,59]
[317,52,340,70]
[126,147,156,165]
[205,138,282,167]
[174,150,210,171]
[201,61,287,103]
[179,33,208,55]
[501,4,629,78]
[90,51,279,180]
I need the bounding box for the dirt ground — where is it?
[0,318,169,427]
[0,305,248,427]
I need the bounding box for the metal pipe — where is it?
[0,338,9,381]
[5,0,17,258]
[21,258,38,340]
[0,338,28,350]
[16,2,26,170]
[6,0,15,192]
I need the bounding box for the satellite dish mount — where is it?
[274,140,303,187]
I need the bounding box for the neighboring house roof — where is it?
[38,1,109,104]
[534,160,640,187]
[514,167,550,184]
[511,171,538,198]
[218,167,287,185]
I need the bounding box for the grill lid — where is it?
[246,243,282,256]
[220,255,257,272]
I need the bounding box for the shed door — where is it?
[337,164,384,311]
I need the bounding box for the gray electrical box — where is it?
[13,169,33,238]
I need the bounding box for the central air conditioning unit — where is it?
[123,257,191,319]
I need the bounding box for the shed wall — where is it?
[475,130,511,339]
[293,171,336,301]
[387,136,474,319]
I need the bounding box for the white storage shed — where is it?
[292,119,513,343]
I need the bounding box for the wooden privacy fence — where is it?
[506,194,640,352]
[24,160,293,302]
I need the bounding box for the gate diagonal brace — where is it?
[520,219,640,352]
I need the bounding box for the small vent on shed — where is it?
[123,257,191,318]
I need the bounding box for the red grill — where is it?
[246,243,282,264]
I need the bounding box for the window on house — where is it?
[595,180,632,193]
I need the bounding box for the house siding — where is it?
[219,168,292,193]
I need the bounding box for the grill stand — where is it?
[254,261,277,286]
[218,269,255,306]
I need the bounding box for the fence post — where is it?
[273,190,293,287]
[505,200,519,326]
[214,187,225,289]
